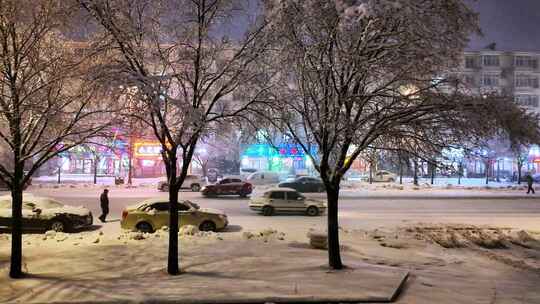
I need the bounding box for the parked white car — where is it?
[246,171,280,185]
[363,170,397,182]
[157,174,206,192]
[249,188,326,216]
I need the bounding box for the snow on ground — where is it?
[32,175,527,191]
[1,223,540,303]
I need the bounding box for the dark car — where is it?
[0,195,93,232]
[201,177,253,197]
[278,176,325,193]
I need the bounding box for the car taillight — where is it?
[122,210,128,221]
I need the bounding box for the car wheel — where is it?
[318,186,325,192]
[50,219,70,232]
[136,222,154,233]
[161,184,169,192]
[306,206,319,216]
[262,206,274,216]
[388,178,395,183]
[239,191,248,198]
[199,221,216,232]
[191,184,201,192]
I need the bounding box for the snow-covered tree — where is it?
[80,0,270,275]
[257,0,540,269]
[0,0,117,278]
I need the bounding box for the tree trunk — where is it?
[128,135,133,185]
[518,162,523,185]
[496,159,500,182]
[485,162,489,185]
[93,156,98,185]
[398,157,403,185]
[57,165,61,184]
[458,163,462,185]
[10,163,24,278]
[326,183,343,270]
[430,162,435,185]
[413,159,419,186]
[167,154,180,275]
[201,162,208,178]
[369,164,373,184]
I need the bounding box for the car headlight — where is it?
[218,214,227,220]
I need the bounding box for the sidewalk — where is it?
[0,240,408,304]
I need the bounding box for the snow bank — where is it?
[242,228,286,242]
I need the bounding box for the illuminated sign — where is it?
[134,142,163,157]
[243,144,313,158]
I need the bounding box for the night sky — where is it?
[467,0,540,51]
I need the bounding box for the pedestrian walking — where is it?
[526,173,535,194]
[99,189,110,222]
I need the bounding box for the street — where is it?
[3,186,540,235]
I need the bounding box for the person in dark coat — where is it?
[99,189,110,222]
[526,174,535,194]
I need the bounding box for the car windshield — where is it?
[31,198,63,209]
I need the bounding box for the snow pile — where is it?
[242,229,286,242]
[179,225,199,236]
[307,230,327,249]
[403,225,539,250]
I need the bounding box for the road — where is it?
[2,186,538,234]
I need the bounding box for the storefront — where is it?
[44,143,128,177]
[240,143,315,175]
[132,141,166,178]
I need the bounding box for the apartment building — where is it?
[460,50,540,114]
[457,49,540,176]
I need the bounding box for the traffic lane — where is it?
[13,188,540,217]
[4,189,540,231]
[53,195,540,232]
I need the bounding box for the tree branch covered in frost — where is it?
[257,0,533,183]
[254,0,540,270]
[80,0,272,180]
[0,0,118,188]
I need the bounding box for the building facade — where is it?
[459,50,540,175]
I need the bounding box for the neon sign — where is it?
[134,142,163,157]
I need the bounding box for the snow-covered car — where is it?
[0,195,93,232]
[363,170,397,182]
[157,174,205,192]
[121,199,228,233]
[249,188,326,216]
